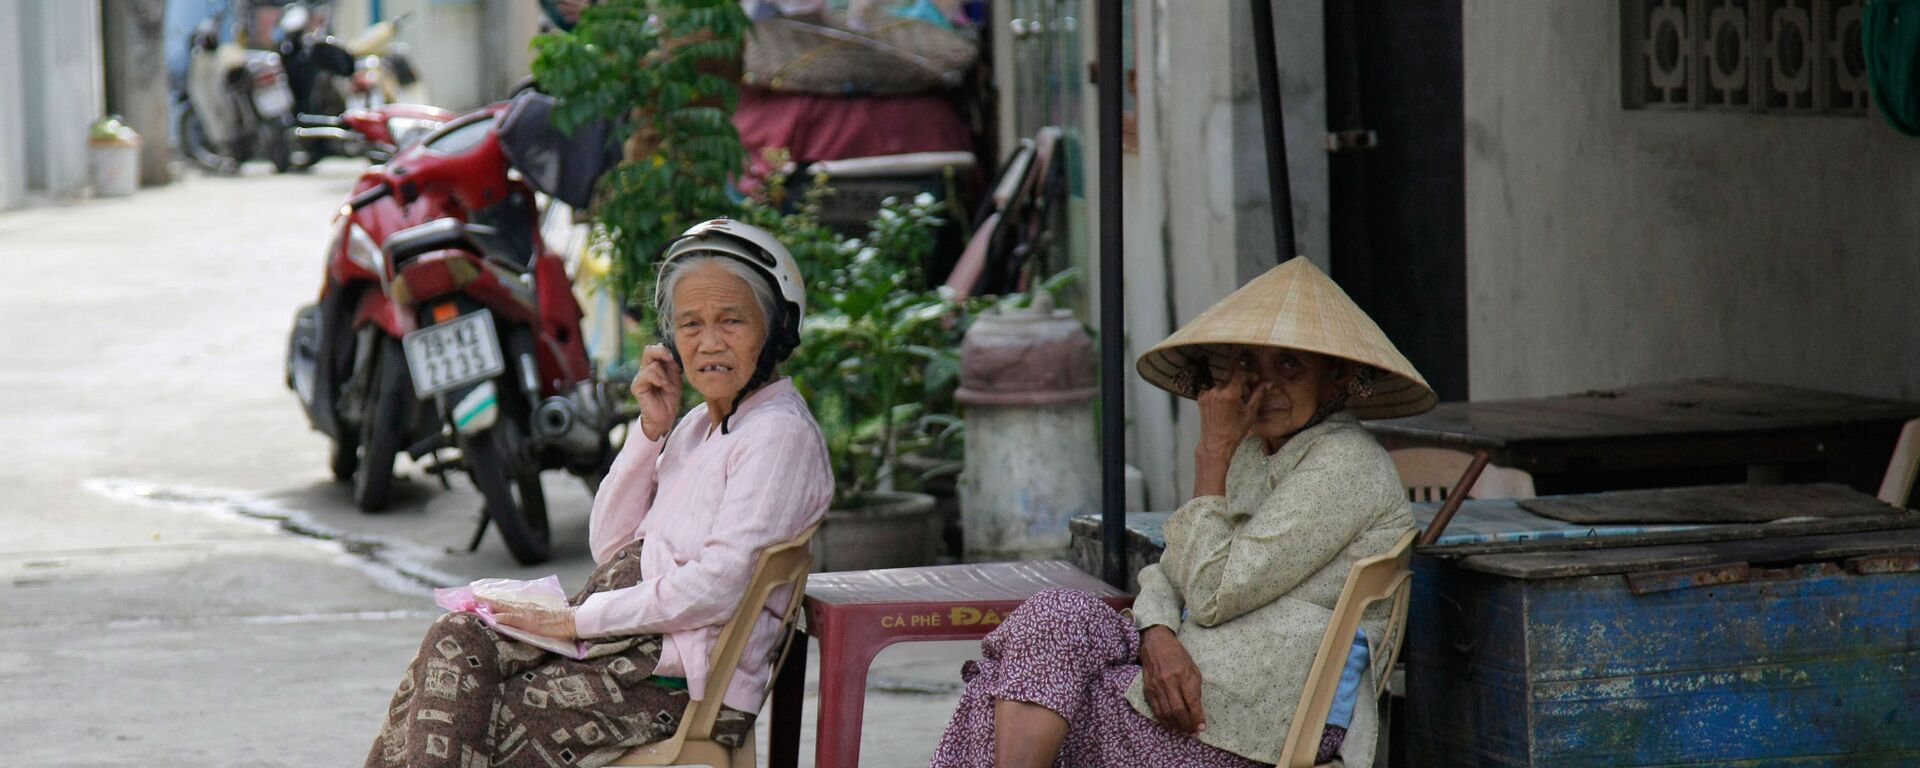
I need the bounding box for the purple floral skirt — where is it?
[927,588,1272,768]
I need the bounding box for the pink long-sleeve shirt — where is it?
[575,378,833,712]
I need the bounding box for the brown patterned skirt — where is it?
[364,541,755,767]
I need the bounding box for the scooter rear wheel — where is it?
[463,400,550,565]
[177,105,236,176]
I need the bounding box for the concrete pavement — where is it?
[0,162,966,766]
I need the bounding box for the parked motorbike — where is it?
[273,5,438,165]
[285,92,625,564]
[178,17,298,175]
[274,1,343,166]
[337,13,422,109]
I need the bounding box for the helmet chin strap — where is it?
[716,301,801,435]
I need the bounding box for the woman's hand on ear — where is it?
[632,344,684,441]
[1193,366,1268,496]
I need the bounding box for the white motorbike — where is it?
[178,17,298,174]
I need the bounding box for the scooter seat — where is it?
[384,219,529,271]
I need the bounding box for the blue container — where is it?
[1406,532,1920,766]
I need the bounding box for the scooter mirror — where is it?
[312,40,355,77]
[280,4,310,36]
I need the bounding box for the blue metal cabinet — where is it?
[1406,529,1920,766]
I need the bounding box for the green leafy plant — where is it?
[530,0,750,311]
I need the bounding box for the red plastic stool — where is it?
[766,560,1131,768]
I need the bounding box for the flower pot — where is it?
[813,490,939,573]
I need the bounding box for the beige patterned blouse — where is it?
[1126,412,1413,766]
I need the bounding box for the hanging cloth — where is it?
[1867,0,1920,135]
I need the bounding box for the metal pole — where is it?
[1249,0,1299,261]
[1097,0,1127,588]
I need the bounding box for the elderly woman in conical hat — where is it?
[928,258,1432,768]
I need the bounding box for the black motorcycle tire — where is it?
[463,397,551,565]
[352,338,410,512]
[330,438,358,483]
[266,119,296,174]
[579,414,637,497]
[177,105,235,175]
[289,139,324,171]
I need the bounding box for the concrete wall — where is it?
[0,0,28,210]
[19,0,105,200]
[1121,0,1327,508]
[330,0,544,111]
[1465,1,1920,401]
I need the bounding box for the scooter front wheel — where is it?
[266,119,296,174]
[463,409,550,565]
[329,438,358,483]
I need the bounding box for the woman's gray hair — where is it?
[655,253,780,340]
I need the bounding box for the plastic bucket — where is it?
[89,140,140,197]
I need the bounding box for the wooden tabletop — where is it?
[1366,379,1920,447]
[1364,380,1920,487]
[1458,525,1920,580]
[1407,484,1920,580]
[1513,483,1896,525]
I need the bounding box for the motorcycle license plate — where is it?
[254,81,294,118]
[402,310,506,399]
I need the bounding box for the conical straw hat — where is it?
[1136,257,1436,419]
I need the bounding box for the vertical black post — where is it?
[1097,0,1127,588]
[1249,0,1299,261]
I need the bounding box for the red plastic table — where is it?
[766,560,1133,768]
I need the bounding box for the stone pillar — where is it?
[102,0,173,186]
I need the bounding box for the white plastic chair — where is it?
[1878,418,1920,508]
[1390,447,1536,502]
[610,522,820,768]
[1275,531,1416,768]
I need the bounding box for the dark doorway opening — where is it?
[1325,0,1468,402]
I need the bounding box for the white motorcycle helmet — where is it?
[655,219,807,417]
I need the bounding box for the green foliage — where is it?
[530,0,751,315]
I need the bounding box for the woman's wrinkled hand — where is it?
[1196,365,1269,454]
[631,344,684,441]
[1139,625,1207,735]
[482,599,579,640]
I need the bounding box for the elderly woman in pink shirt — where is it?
[364,219,833,768]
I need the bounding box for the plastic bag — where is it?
[434,576,589,659]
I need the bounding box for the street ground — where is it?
[0,160,967,766]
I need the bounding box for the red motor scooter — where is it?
[287,92,626,564]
